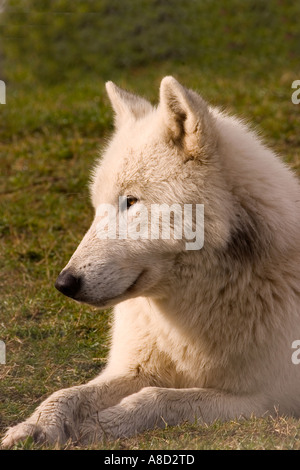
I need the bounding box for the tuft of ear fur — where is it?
[106,81,153,128]
[159,76,216,158]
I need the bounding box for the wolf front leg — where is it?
[1,373,145,448]
[79,386,272,443]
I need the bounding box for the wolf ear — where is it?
[106,81,153,128]
[159,76,215,157]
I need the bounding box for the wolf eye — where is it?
[126,196,138,209]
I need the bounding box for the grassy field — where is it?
[1,0,300,450]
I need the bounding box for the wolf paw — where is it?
[1,418,75,449]
[1,422,48,448]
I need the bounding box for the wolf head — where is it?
[56,76,293,308]
[54,77,231,307]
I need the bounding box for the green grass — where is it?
[1,0,300,450]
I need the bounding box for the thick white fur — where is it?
[3,76,300,447]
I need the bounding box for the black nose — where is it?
[55,269,81,299]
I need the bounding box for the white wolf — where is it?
[3,76,300,447]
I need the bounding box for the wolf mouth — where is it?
[79,270,146,308]
[124,270,145,294]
